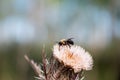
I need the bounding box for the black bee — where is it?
[58,38,74,47]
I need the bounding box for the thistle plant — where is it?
[24,41,93,80]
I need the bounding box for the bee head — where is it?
[60,39,66,43]
[61,39,67,41]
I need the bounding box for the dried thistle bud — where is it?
[53,44,93,73]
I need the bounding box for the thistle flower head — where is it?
[53,44,93,73]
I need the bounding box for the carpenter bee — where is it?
[58,38,74,47]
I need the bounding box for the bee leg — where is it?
[59,45,60,51]
[68,44,71,48]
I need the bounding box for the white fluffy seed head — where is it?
[53,44,93,73]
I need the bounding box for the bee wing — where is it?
[68,38,74,40]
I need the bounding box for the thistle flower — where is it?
[53,44,93,73]
[25,41,93,80]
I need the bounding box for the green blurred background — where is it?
[0,0,120,80]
